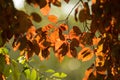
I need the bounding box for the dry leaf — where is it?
[30,12,42,22]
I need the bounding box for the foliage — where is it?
[0,0,120,80]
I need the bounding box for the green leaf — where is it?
[60,72,67,78]
[51,72,60,78]
[24,69,31,79]
[0,47,8,55]
[17,56,26,64]
[46,69,55,73]
[51,72,67,78]
[30,69,37,80]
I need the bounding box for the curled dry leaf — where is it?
[74,7,78,22]
[78,47,94,62]
[59,29,65,40]
[48,15,58,23]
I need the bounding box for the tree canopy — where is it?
[0,0,120,80]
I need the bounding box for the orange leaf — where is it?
[49,29,59,43]
[5,55,10,65]
[92,37,101,45]
[92,0,96,4]
[40,4,50,15]
[83,68,93,80]
[13,42,21,51]
[48,15,58,23]
[55,39,64,51]
[78,47,94,62]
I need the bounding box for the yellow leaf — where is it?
[97,44,103,53]
[78,47,94,62]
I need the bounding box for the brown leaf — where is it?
[48,15,58,23]
[30,12,42,22]
[79,9,87,22]
[42,47,50,59]
[64,0,70,3]
[74,7,78,21]
[59,29,65,40]
[42,40,51,48]
[37,0,47,8]
[58,43,68,56]
[70,48,77,57]
[73,26,81,36]
[52,0,61,7]
[14,11,33,34]
[70,38,79,47]
[25,50,34,60]
[33,40,40,55]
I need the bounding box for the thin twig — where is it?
[65,0,81,21]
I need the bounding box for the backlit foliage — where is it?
[0,0,120,80]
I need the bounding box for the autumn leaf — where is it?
[92,37,101,45]
[70,48,77,57]
[74,7,78,21]
[83,67,93,80]
[40,4,50,15]
[41,47,50,59]
[78,47,94,62]
[30,12,42,22]
[70,38,79,47]
[73,26,81,36]
[54,39,64,51]
[52,0,61,7]
[59,29,65,40]
[5,55,10,65]
[48,15,58,23]
[79,9,87,22]
[49,29,59,43]
[59,24,68,31]
[92,0,96,4]
[64,0,70,3]
[37,0,47,8]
